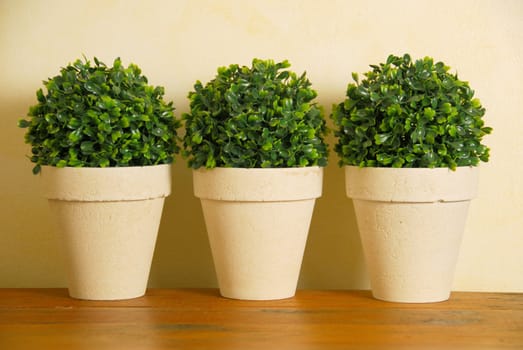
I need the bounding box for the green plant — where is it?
[18,57,180,174]
[182,58,328,169]
[331,54,492,170]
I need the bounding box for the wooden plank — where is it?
[0,289,522,350]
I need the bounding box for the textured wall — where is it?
[1,0,521,291]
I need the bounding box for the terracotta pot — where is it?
[41,164,171,300]
[345,166,478,303]
[193,167,323,300]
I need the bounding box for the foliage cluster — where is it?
[19,57,180,174]
[331,54,492,169]
[183,59,329,169]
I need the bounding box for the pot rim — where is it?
[344,165,479,203]
[41,164,171,201]
[193,166,323,202]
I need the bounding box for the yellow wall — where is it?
[1,0,522,291]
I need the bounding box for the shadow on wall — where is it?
[148,157,218,288]
[300,155,368,290]
[297,91,369,290]
[1,97,68,288]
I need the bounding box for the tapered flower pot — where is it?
[41,164,171,300]
[345,166,478,303]
[193,166,323,300]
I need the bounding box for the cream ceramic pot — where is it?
[41,164,171,300]
[345,166,478,303]
[193,166,323,300]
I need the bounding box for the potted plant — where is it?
[18,57,180,300]
[331,54,492,303]
[183,58,328,300]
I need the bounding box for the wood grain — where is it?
[0,289,521,349]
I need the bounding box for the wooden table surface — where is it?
[0,289,522,349]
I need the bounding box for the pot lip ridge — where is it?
[41,163,172,201]
[344,165,479,203]
[193,166,323,202]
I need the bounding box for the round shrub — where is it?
[331,54,492,169]
[183,58,328,169]
[19,57,180,174]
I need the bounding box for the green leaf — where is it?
[448,125,457,137]
[111,131,122,142]
[392,158,405,168]
[18,119,30,128]
[56,160,67,168]
[376,153,393,165]
[99,158,110,167]
[261,160,272,168]
[36,89,45,102]
[152,127,165,137]
[374,133,391,145]
[411,126,425,143]
[191,133,203,144]
[80,141,95,154]
[205,155,216,168]
[68,130,81,143]
[424,107,436,120]
[262,142,272,151]
[84,81,101,94]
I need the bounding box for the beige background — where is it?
[1,0,522,291]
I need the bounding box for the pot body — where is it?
[345,166,478,303]
[41,164,171,300]
[193,166,323,300]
